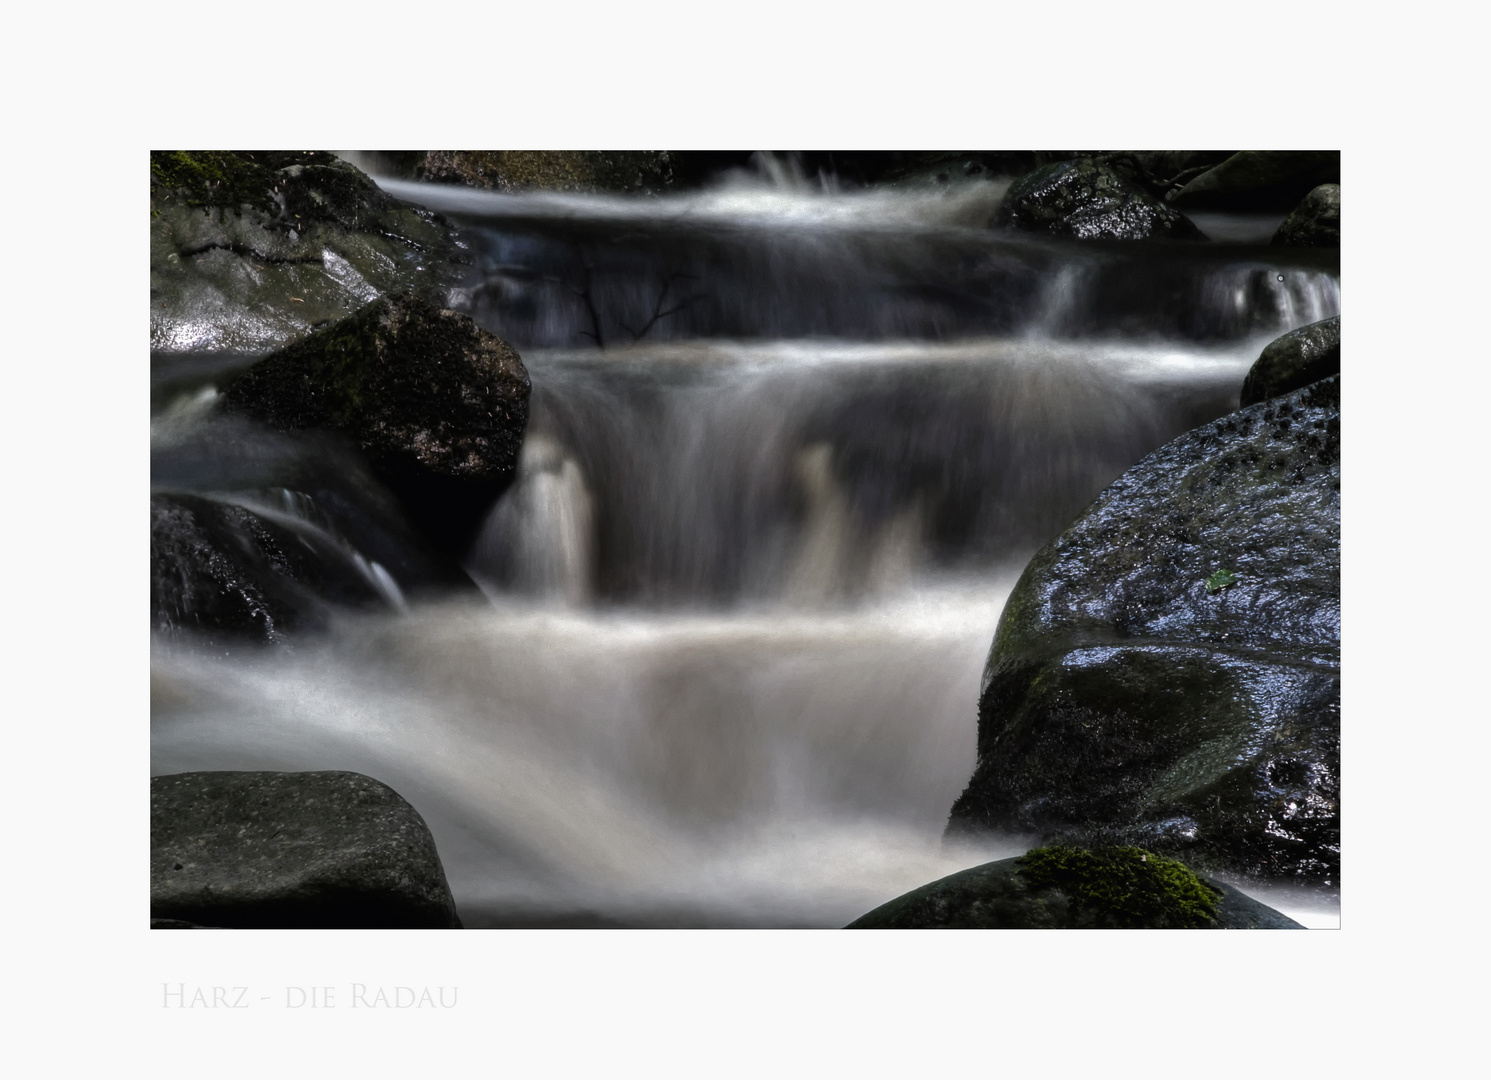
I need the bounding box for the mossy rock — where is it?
[947,378,1340,885]
[1241,317,1340,406]
[150,151,467,355]
[220,293,530,558]
[1273,184,1341,248]
[846,846,1303,928]
[994,160,1208,241]
[151,771,461,929]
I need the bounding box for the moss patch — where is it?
[1016,845,1221,928]
[149,151,339,215]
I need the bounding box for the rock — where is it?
[994,160,1207,240]
[416,150,679,194]
[847,846,1303,928]
[151,771,461,929]
[946,377,1340,886]
[1170,151,1340,212]
[150,151,466,355]
[1241,317,1340,406]
[151,492,389,645]
[1272,184,1341,247]
[221,293,530,558]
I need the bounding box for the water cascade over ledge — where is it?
[151,166,1342,928]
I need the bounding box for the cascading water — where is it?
[150,160,1342,928]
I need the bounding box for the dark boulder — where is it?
[847,846,1303,928]
[221,293,530,558]
[947,377,1340,886]
[1241,317,1340,406]
[150,151,466,355]
[1170,151,1339,212]
[151,771,461,929]
[994,160,1207,241]
[1272,184,1341,248]
[151,492,389,645]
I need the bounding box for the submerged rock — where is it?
[221,293,530,558]
[1170,151,1339,212]
[946,377,1340,885]
[847,846,1303,928]
[151,771,461,929]
[150,492,388,645]
[1241,317,1340,406]
[1272,184,1341,248]
[150,151,466,355]
[993,160,1207,241]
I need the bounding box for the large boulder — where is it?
[221,293,530,558]
[1241,317,1340,406]
[847,846,1303,928]
[946,377,1340,886]
[150,492,388,645]
[994,159,1207,240]
[150,151,465,355]
[1272,184,1341,247]
[1170,151,1339,212]
[151,771,461,929]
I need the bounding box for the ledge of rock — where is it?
[1272,184,1341,248]
[151,771,461,929]
[993,160,1207,240]
[221,293,530,558]
[1170,151,1339,212]
[1241,317,1340,406]
[150,151,466,355]
[946,378,1340,886]
[415,150,680,194]
[847,847,1302,928]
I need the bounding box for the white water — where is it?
[151,172,1341,928]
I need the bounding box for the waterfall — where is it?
[151,171,1341,928]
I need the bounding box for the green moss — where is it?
[149,151,337,215]
[1015,845,1221,928]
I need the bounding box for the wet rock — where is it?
[847,847,1303,928]
[1170,151,1340,212]
[150,151,466,355]
[417,150,680,194]
[151,771,461,929]
[1241,317,1340,406]
[150,492,389,645]
[994,160,1207,241]
[1272,184,1341,248]
[221,293,530,558]
[946,378,1340,886]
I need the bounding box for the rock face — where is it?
[151,771,461,929]
[1272,184,1341,247]
[993,160,1208,241]
[1241,317,1340,406]
[151,492,389,645]
[150,151,465,355]
[221,293,531,558]
[947,377,1340,886]
[416,150,680,194]
[1170,151,1339,212]
[847,847,1303,928]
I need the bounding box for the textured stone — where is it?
[151,771,461,929]
[1241,317,1340,406]
[1170,151,1339,212]
[1272,184,1341,247]
[994,160,1207,241]
[846,850,1303,928]
[947,378,1340,885]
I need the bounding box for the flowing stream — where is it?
[151,162,1341,928]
